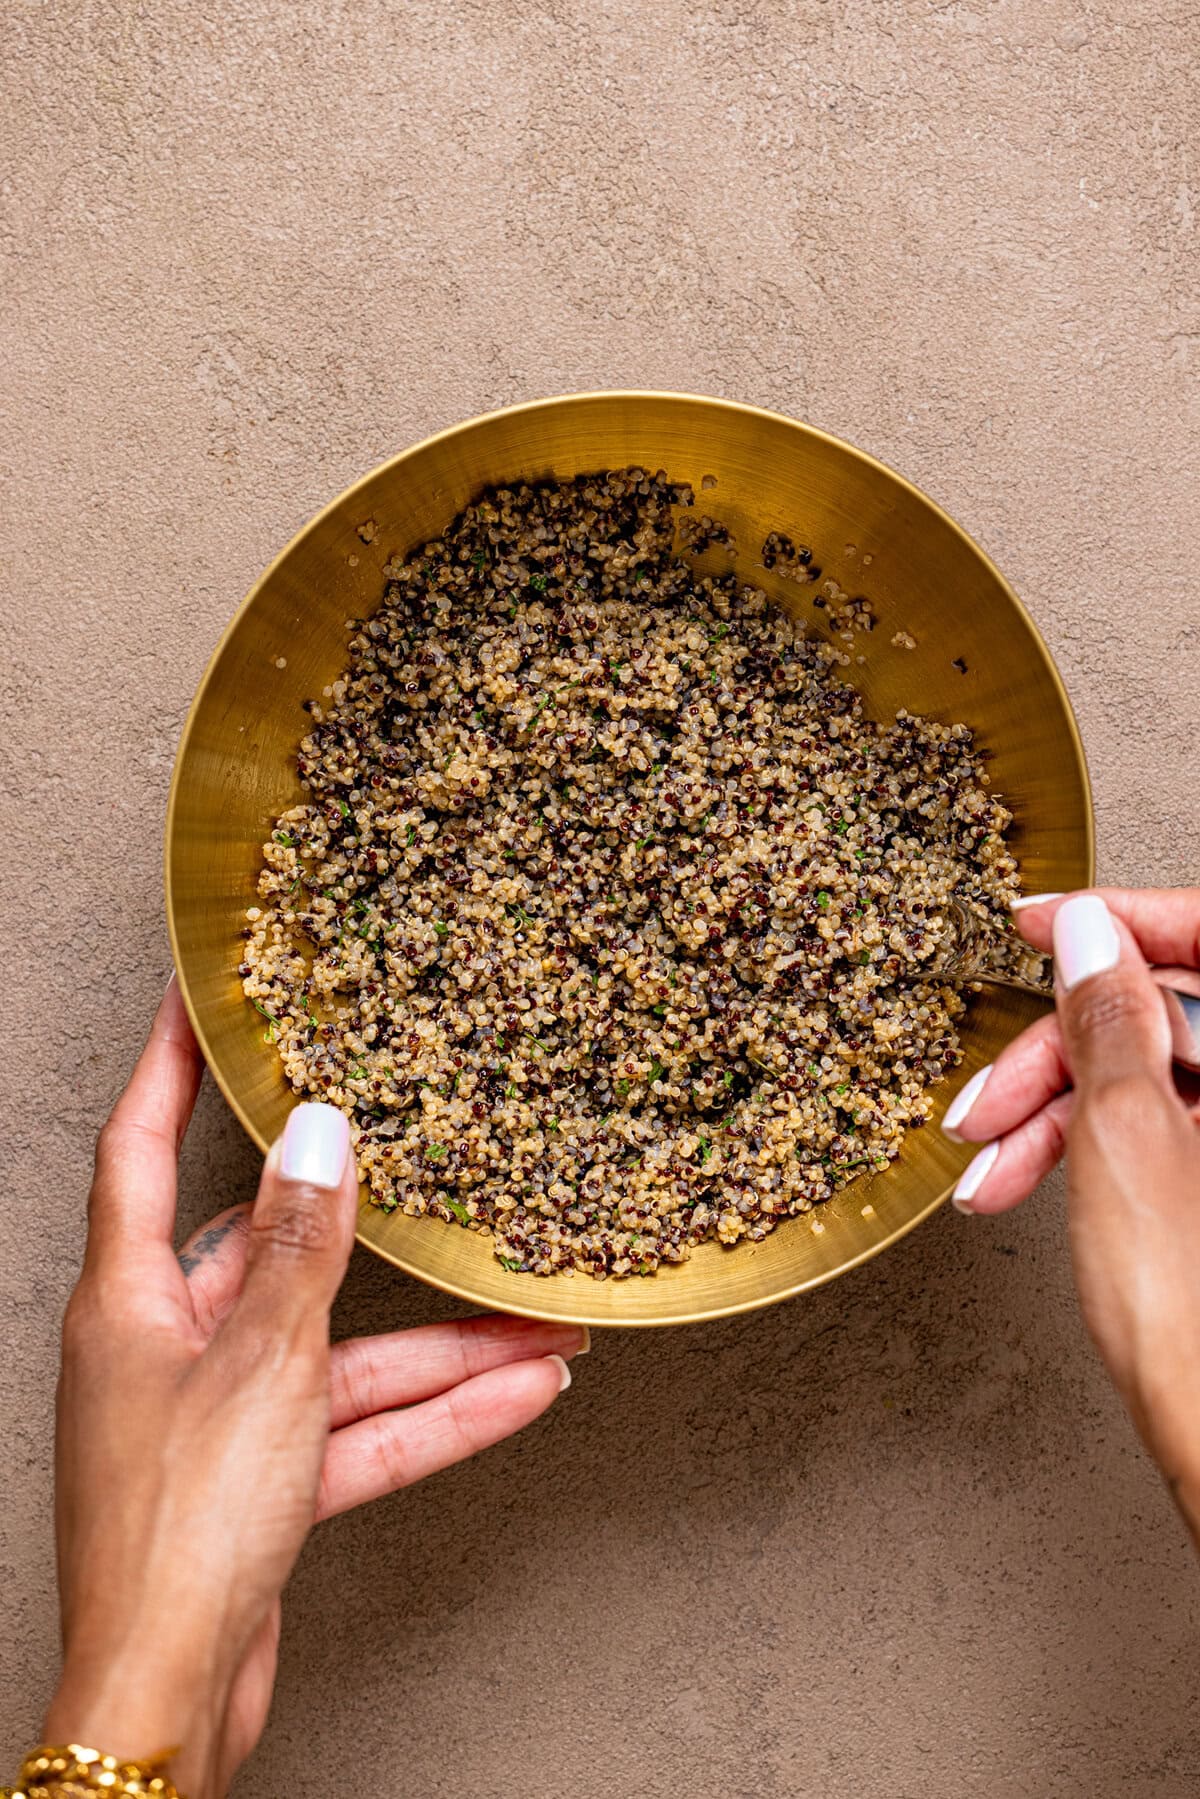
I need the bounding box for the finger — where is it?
[950,1091,1073,1217]
[1053,895,1174,1095]
[329,1316,590,1428]
[230,1104,357,1340]
[316,1355,570,1520]
[177,1203,254,1336]
[87,978,205,1273]
[1014,886,1200,967]
[941,1012,1068,1144]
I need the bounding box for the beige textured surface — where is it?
[2,2,1198,1793]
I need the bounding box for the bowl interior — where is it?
[167,392,1092,1326]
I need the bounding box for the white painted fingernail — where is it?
[279,1103,351,1188]
[952,1141,999,1211]
[1053,893,1120,991]
[547,1354,572,1391]
[575,1327,592,1356]
[1011,891,1065,912]
[942,1063,994,1141]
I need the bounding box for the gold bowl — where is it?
[166,392,1093,1327]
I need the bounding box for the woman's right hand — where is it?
[939,888,1200,1540]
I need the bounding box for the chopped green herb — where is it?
[652,1002,666,1017]
[406,823,417,845]
[748,1054,782,1081]
[252,998,279,1023]
[433,920,450,939]
[498,1255,523,1272]
[425,1142,448,1161]
[817,891,832,910]
[444,1196,470,1224]
[273,829,295,846]
[337,799,352,821]
[470,550,487,570]
[648,1060,666,1084]
[697,1137,713,1165]
[528,572,549,591]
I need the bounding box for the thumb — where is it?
[235,1103,358,1336]
[1052,894,1199,1458]
[1054,893,1174,1095]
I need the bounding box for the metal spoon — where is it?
[931,897,1200,1073]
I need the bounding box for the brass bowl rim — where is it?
[165,388,1095,1326]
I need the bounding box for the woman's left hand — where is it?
[45,982,586,1799]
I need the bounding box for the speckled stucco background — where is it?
[2,2,1198,1793]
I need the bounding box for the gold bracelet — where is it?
[3,1744,185,1798]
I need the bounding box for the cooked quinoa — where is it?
[241,468,1019,1279]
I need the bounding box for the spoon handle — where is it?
[1155,968,1200,1074]
[967,964,1200,1074]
